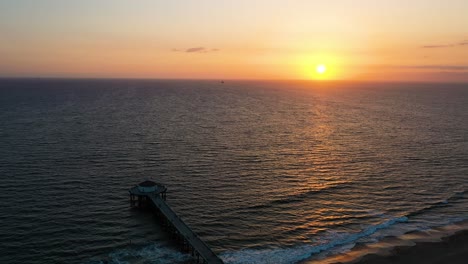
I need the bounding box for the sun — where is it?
[316,64,326,74]
[295,54,339,80]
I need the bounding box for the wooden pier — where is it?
[129,181,224,264]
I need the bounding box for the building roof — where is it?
[138,180,157,187]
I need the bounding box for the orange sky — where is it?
[1,1,467,82]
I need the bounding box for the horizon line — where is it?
[1,76,468,85]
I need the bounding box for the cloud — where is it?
[406,65,468,71]
[422,44,454,49]
[186,47,206,53]
[172,47,220,53]
[421,40,468,48]
[385,65,468,71]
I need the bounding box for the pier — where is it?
[129,181,224,264]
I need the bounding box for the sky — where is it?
[0,0,467,82]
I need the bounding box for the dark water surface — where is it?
[0,79,467,264]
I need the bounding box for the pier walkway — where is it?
[129,181,224,264]
[149,194,224,264]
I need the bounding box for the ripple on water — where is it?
[0,80,467,263]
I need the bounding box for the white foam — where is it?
[94,242,191,264]
[221,216,408,264]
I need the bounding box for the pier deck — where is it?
[129,181,223,264]
[149,194,224,264]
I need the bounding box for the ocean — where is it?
[0,79,467,264]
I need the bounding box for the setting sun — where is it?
[316,65,327,74]
[295,53,343,80]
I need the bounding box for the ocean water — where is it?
[0,79,467,264]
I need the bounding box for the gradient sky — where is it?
[1,0,467,81]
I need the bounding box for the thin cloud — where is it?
[422,44,455,49]
[386,65,468,71]
[172,47,220,53]
[186,47,206,53]
[406,65,468,71]
[421,40,468,49]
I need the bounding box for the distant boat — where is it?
[220,80,224,84]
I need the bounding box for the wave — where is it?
[220,216,408,264]
[243,181,352,211]
[85,242,191,264]
[406,190,466,218]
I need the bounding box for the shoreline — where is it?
[348,229,468,264]
[304,221,468,264]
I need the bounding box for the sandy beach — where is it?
[304,225,468,264]
[349,229,468,264]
